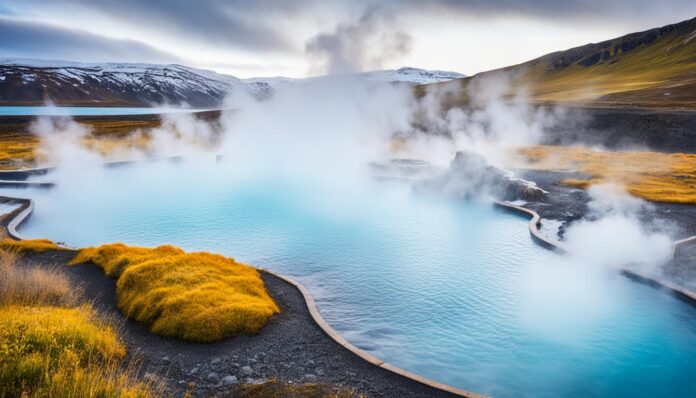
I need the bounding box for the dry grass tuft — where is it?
[0,250,82,307]
[516,145,696,204]
[70,243,280,342]
[0,247,159,397]
[236,380,367,398]
[0,238,65,253]
[0,305,156,398]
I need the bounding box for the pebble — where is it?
[206,372,219,381]
[304,374,318,382]
[316,367,325,376]
[241,365,253,375]
[211,358,221,365]
[221,375,238,386]
[161,356,170,362]
[189,367,199,375]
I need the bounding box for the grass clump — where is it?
[70,243,280,342]
[236,380,366,398]
[0,238,65,253]
[0,248,157,397]
[0,250,82,307]
[0,305,155,398]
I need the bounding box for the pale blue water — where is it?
[3,161,696,398]
[0,106,210,116]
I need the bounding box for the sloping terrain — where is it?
[0,60,259,107]
[434,16,696,110]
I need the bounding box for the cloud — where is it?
[384,0,696,24]
[32,0,300,53]
[0,17,180,63]
[305,7,412,75]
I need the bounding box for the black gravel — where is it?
[17,249,464,398]
[517,169,696,290]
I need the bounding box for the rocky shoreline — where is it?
[13,249,465,398]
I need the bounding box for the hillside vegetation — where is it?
[70,243,280,342]
[432,17,696,109]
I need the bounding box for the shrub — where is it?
[70,243,280,342]
[0,305,155,398]
[0,239,65,253]
[0,250,82,307]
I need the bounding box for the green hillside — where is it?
[433,16,696,110]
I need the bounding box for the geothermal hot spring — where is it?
[3,157,696,398]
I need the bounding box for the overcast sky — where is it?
[1,1,694,78]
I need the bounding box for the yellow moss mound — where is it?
[0,238,65,253]
[0,305,154,397]
[70,243,280,342]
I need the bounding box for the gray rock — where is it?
[316,367,325,376]
[304,373,318,382]
[161,356,170,362]
[206,372,219,382]
[419,151,547,202]
[307,359,315,367]
[189,367,199,375]
[211,357,221,365]
[221,375,238,386]
[241,365,253,375]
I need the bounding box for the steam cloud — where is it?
[305,7,412,75]
[24,69,679,343]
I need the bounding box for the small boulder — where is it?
[221,375,238,386]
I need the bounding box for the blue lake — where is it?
[0,106,212,116]
[3,160,696,398]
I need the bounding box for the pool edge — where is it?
[0,194,489,398]
[493,200,696,306]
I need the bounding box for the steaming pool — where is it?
[3,160,696,398]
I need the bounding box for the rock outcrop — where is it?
[420,151,547,202]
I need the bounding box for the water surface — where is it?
[0,106,212,116]
[3,161,696,398]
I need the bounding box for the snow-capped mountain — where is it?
[360,67,466,84]
[0,59,465,107]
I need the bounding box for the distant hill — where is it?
[432,16,696,110]
[0,60,465,107]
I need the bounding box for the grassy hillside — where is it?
[433,17,696,110]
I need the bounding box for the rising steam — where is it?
[305,7,412,75]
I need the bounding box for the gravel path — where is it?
[17,249,464,398]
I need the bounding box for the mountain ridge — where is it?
[0,59,465,107]
[431,16,696,110]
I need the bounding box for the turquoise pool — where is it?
[0,106,212,116]
[3,160,696,398]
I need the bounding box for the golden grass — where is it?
[0,250,82,307]
[0,238,65,253]
[70,243,280,342]
[0,305,156,398]
[516,145,696,204]
[236,380,367,398]
[0,246,159,397]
